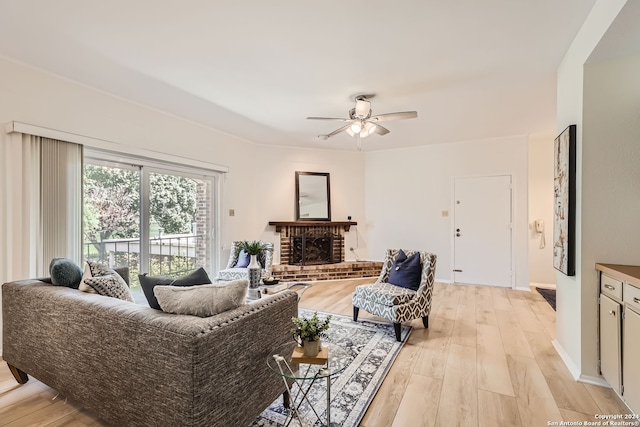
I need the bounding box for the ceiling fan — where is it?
[307,94,417,150]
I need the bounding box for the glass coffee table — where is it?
[267,341,351,426]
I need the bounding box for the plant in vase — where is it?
[291,311,332,357]
[236,240,272,288]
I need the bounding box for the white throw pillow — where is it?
[78,262,97,293]
[154,279,249,317]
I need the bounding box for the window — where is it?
[82,151,219,294]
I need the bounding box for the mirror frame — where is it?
[295,171,331,221]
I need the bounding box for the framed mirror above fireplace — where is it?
[295,171,331,221]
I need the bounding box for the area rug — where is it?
[251,309,411,427]
[536,287,556,311]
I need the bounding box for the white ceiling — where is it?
[0,0,598,151]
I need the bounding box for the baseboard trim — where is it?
[531,282,556,289]
[578,374,610,388]
[436,278,453,284]
[551,339,582,381]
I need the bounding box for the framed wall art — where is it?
[553,124,576,276]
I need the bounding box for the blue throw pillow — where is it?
[388,250,422,291]
[49,258,83,289]
[235,249,251,268]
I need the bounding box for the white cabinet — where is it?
[600,292,622,394]
[596,264,640,414]
[623,285,640,412]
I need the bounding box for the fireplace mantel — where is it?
[268,221,357,232]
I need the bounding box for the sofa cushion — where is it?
[170,267,211,287]
[139,267,212,310]
[353,282,416,306]
[84,274,134,302]
[139,274,174,309]
[49,258,83,289]
[388,250,422,291]
[154,279,248,317]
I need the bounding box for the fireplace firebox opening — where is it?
[290,232,341,265]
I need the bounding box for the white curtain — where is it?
[0,132,41,283]
[0,133,82,284]
[39,137,83,270]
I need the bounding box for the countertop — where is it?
[596,263,640,288]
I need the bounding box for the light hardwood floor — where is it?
[0,280,632,426]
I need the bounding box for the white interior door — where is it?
[454,175,512,287]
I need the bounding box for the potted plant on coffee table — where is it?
[291,311,332,357]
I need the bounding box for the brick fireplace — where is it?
[268,221,382,281]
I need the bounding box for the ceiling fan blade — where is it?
[372,124,390,136]
[307,116,350,121]
[370,111,418,122]
[319,123,352,140]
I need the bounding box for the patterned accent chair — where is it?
[216,241,274,281]
[352,249,437,341]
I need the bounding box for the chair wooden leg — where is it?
[353,306,359,322]
[7,363,28,384]
[394,323,402,341]
[422,316,429,329]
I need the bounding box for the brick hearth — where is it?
[268,221,381,281]
[272,261,382,282]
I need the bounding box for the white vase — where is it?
[303,339,321,357]
[248,254,262,288]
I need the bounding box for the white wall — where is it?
[581,55,640,380]
[555,0,628,380]
[528,135,556,285]
[0,56,365,354]
[225,144,365,264]
[364,135,529,288]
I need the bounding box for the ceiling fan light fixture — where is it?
[355,99,371,118]
[307,95,417,148]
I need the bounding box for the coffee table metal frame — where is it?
[268,343,349,427]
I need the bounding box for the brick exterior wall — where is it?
[195,180,211,269]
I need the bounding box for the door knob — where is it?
[456,233,461,237]
[456,228,460,232]
[609,310,616,316]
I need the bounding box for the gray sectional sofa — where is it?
[2,270,298,427]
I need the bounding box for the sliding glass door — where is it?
[83,162,142,282]
[83,154,217,292]
[147,170,212,277]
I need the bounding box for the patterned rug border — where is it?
[254,308,412,427]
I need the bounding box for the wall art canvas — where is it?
[553,124,576,276]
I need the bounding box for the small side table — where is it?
[267,342,350,426]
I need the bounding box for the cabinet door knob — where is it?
[609,310,616,316]
[634,297,640,304]
[604,284,615,290]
